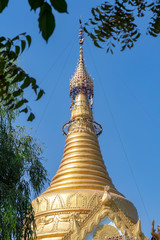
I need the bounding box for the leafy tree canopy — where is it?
[84,0,160,53]
[0,0,159,49]
[0,0,68,120]
[0,110,49,239]
[0,33,45,121]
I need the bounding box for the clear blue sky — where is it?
[1,0,160,238]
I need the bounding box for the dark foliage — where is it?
[0,113,49,239]
[0,0,68,120]
[0,33,45,121]
[85,0,160,53]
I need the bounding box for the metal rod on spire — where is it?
[70,19,93,101]
[79,17,84,45]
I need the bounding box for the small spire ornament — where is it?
[79,17,84,46]
[70,19,93,101]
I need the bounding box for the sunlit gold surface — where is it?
[32,93,138,239]
[70,46,93,98]
[44,93,123,194]
[32,24,140,239]
[93,225,120,240]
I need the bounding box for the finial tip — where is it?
[79,16,82,25]
[79,17,84,46]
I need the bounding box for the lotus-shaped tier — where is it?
[70,46,93,100]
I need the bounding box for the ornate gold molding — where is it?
[93,224,120,240]
[62,189,148,240]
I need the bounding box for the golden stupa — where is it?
[32,21,148,240]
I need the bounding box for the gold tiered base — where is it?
[32,188,138,240]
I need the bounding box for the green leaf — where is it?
[90,33,96,40]
[0,86,8,95]
[12,72,25,84]
[38,3,55,42]
[83,27,88,33]
[30,78,39,94]
[4,98,14,106]
[121,45,126,51]
[8,66,19,79]
[27,112,35,121]
[36,89,45,101]
[26,35,32,47]
[0,43,4,49]
[8,51,17,61]
[147,3,154,8]
[8,103,15,110]
[28,0,44,10]
[30,78,36,86]
[0,59,5,73]
[15,46,20,56]
[50,0,68,13]
[93,40,102,48]
[21,40,26,53]
[90,20,96,25]
[13,89,23,97]
[0,37,6,42]
[19,32,26,36]
[21,78,31,89]
[5,39,12,51]
[149,30,157,37]
[12,35,19,41]
[0,0,9,13]
[97,35,105,42]
[91,8,96,17]
[14,99,28,109]
[135,32,141,39]
[20,107,28,113]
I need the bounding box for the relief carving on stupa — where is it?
[67,192,87,208]
[93,224,120,240]
[51,194,65,209]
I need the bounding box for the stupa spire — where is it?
[32,22,140,240]
[46,20,119,192]
[70,19,93,102]
[79,18,84,46]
